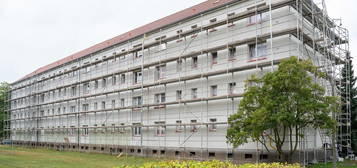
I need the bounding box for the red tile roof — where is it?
[15,0,236,84]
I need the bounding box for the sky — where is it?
[0,0,355,83]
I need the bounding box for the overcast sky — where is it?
[0,0,355,83]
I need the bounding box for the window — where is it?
[132,96,142,106]
[249,43,267,58]
[102,78,107,88]
[133,123,141,136]
[69,126,76,136]
[83,83,90,94]
[155,65,166,80]
[227,152,233,159]
[71,86,76,96]
[227,12,235,17]
[211,52,218,65]
[82,104,89,111]
[134,51,143,59]
[63,88,67,96]
[191,88,198,99]
[94,80,99,89]
[101,124,106,134]
[101,101,106,109]
[154,93,166,103]
[177,60,183,72]
[111,124,116,133]
[70,106,76,113]
[210,18,217,23]
[40,94,45,103]
[190,152,196,157]
[155,121,166,136]
[82,125,89,136]
[119,123,125,133]
[191,120,198,132]
[133,71,142,84]
[245,154,253,159]
[210,85,217,97]
[94,102,98,110]
[229,47,236,59]
[248,13,268,25]
[93,124,98,133]
[228,82,236,95]
[209,118,217,131]
[120,99,125,107]
[120,74,126,84]
[176,90,182,101]
[85,65,91,73]
[112,76,117,85]
[192,57,198,69]
[209,152,216,157]
[158,43,167,51]
[260,154,268,160]
[111,100,116,109]
[176,120,183,132]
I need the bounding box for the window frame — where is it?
[191,88,198,99]
[210,85,218,97]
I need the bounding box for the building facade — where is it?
[5,0,351,163]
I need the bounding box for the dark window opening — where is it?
[190,152,196,157]
[260,154,268,160]
[209,152,216,157]
[245,154,253,159]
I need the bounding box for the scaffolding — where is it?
[4,0,351,164]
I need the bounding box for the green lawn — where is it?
[1,145,356,168]
[0,145,157,168]
[308,160,357,168]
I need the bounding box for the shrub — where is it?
[115,160,301,168]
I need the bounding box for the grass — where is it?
[0,145,157,168]
[308,160,357,168]
[1,145,356,168]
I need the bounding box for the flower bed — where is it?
[115,160,301,168]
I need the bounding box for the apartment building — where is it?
[5,0,351,163]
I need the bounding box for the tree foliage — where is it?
[227,57,338,161]
[339,58,357,155]
[0,82,10,140]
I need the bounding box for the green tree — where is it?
[227,57,338,161]
[0,82,10,140]
[339,58,357,155]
